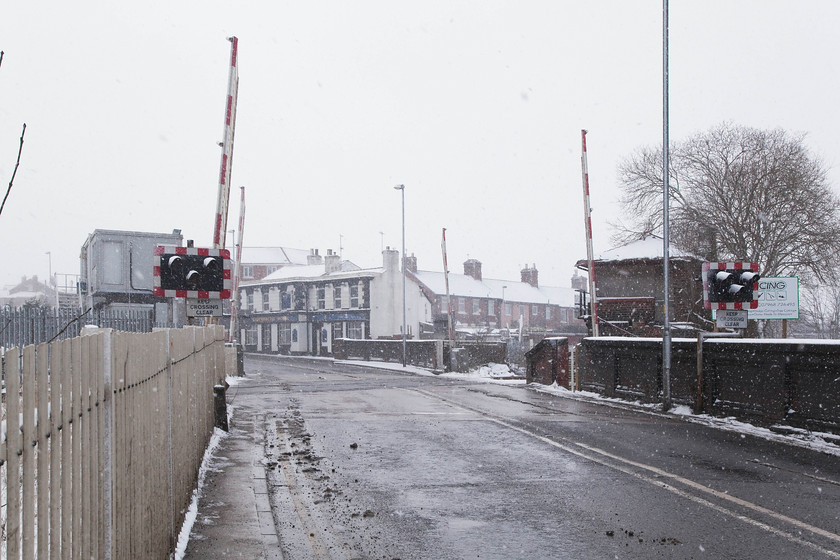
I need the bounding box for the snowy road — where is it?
[193,355,840,559]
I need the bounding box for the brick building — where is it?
[575,236,706,336]
[406,256,586,340]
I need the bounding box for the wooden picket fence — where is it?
[0,325,227,559]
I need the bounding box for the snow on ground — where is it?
[335,359,526,385]
[172,375,248,560]
[530,383,840,458]
[173,427,228,560]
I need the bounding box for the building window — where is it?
[262,291,269,311]
[279,323,292,344]
[532,305,538,315]
[247,292,254,312]
[262,324,271,351]
[332,322,344,340]
[317,286,326,309]
[350,284,359,308]
[505,303,512,315]
[281,290,292,310]
[440,296,449,313]
[472,299,480,315]
[334,284,342,309]
[348,321,364,339]
[458,298,466,314]
[267,266,279,275]
[245,326,258,345]
[488,300,495,316]
[242,266,254,279]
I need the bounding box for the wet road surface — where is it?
[207,355,840,559]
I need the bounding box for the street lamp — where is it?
[394,184,407,367]
[45,251,57,308]
[501,285,508,329]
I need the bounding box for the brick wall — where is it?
[578,337,840,434]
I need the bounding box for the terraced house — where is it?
[406,256,587,342]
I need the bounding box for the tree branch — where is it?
[0,123,26,218]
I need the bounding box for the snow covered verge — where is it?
[334,358,526,384]
[173,374,248,560]
[530,382,840,458]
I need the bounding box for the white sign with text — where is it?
[716,309,748,329]
[750,277,799,320]
[186,299,223,317]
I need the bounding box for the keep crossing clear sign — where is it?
[186,299,224,317]
[751,277,799,320]
[717,309,748,329]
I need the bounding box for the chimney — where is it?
[307,248,323,266]
[521,264,539,287]
[463,258,482,281]
[404,253,418,274]
[571,270,587,291]
[383,246,400,271]
[325,249,341,273]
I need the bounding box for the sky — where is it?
[2,1,839,292]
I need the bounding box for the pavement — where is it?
[179,377,284,560]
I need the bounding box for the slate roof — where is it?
[412,270,577,307]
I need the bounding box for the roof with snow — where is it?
[239,247,311,266]
[413,270,577,307]
[577,236,701,269]
[245,260,371,285]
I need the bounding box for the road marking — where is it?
[411,388,840,558]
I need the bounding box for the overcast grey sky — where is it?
[2,1,839,291]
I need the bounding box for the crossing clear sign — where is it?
[716,309,748,329]
[750,277,799,320]
[186,299,224,317]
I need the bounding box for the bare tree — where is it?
[790,282,840,339]
[615,123,840,281]
[1,51,28,219]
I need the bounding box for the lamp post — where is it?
[501,285,507,329]
[394,185,407,367]
[45,251,56,309]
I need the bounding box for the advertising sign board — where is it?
[750,277,799,320]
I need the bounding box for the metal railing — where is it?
[1,306,169,349]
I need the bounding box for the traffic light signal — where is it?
[154,246,231,298]
[703,262,760,309]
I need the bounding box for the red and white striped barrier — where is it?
[213,36,239,250]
